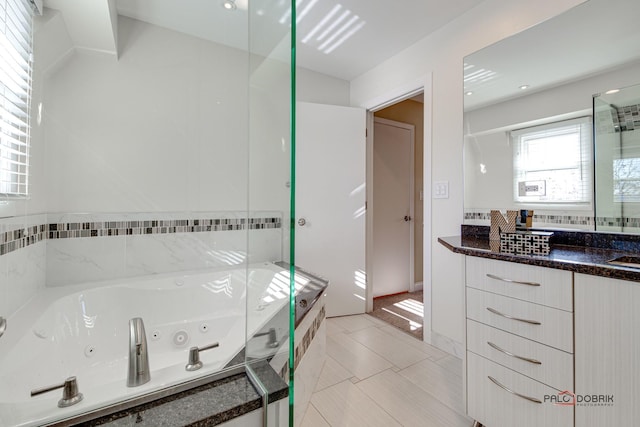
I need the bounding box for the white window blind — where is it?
[0,0,32,197]
[512,117,592,205]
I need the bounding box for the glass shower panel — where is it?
[246,0,294,425]
[594,83,640,234]
[0,1,292,426]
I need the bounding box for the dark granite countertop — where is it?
[439,235,640,282]
[72,361,288,427]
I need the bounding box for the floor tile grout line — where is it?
[353,367,468,427]
[323,339,392,384]
[307,402,331,427]
[360,317,453,362]
[311,354,354,393]
[352,369,408,427]
[394,362,467,418]
[318,315,472,425]
[312,377,403,427]
[345,329,430,371]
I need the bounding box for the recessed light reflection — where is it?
[324,20,366,54]
[605,89,620,94]
[297,0,319,24]
[302,4,341,43]
[223,0,236,10]
[317,9,351,41]
[465,91,473,96]
[519,84,530,90]
[294,2,366,54]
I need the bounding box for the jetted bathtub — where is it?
[0,262,295,427]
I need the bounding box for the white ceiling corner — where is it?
[42,0,485,81]
[44,0,118,55]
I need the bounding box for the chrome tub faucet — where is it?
[127,317,150,387]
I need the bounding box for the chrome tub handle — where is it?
[488,376,542,404]
[186,342,220,371]
[486,273,540,287]
[31,377,84,408]
[486,307,541,325]
[0,317,5,338]
[487,341,542,365]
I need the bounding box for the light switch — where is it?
[433,181,449,199]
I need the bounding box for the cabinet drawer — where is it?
[466,288,573,353]
[467,320,573,390]
[467,352,574,427]
[466,256,573,311]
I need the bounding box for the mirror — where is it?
[594,83,640,234]
[463,0,640,233]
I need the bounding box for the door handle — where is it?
[404,216,412,222]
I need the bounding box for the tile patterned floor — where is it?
[301,314,473,427]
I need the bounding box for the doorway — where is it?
[369,94,425,339]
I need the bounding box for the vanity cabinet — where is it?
[574,273,640,426]
[465,257,574,427]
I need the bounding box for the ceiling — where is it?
[463,0,640,111]
[43,0,484,82]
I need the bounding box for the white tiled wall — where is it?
[0,215,47,316]
[1,10,349,317]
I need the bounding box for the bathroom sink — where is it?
[607,256,640,268]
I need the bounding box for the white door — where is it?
[372,117,414,298]
[296,102,366,317]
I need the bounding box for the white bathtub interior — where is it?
[0,262,293,427]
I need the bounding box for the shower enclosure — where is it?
[594,83,640,234]
[0,0,295,425]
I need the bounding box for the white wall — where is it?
[42,16,348,214]
[0,13,351,308]
[350,0,587,349]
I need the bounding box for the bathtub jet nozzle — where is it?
[127,317,151,387]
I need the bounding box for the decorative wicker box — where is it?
[499,231,553,255]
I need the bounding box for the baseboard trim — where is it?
[430,330,464,359]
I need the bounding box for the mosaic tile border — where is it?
[597,103,640,133]
[278,302,326,380]
[0,216,281,257]
[466,211,640,231]
[0,224,47,256]
[595,216,640,228]
[614,103,640,132]
[465,211,595,226]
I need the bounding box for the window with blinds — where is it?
[613,150,640,203]
[512,117,592,205]
[0,0,33,197]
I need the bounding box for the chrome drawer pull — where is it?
[487,341,542,365]
[486,307,541,325]
[486,273,540,287]
[488,376,542,404]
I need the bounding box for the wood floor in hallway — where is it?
[369,291,424,340]
[300,314,472,426]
